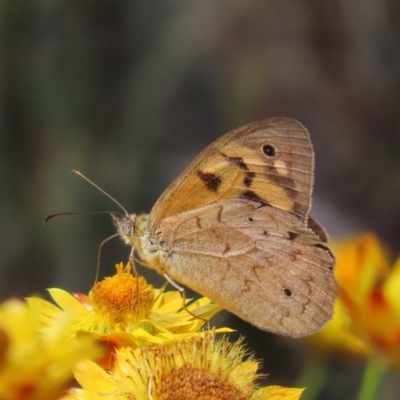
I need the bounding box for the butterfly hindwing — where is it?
[158,199,336,336]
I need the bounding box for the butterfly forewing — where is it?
[148,118,314,232]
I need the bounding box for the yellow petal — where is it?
[74,359,118,393]
[188,301,223,320]
[27,296,63,318]
[131,326,168,344]
[48,288,87,315]
[155,297,185,314]
[250,385,304,400]
[383,255,400,314]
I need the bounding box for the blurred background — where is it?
[1,1,400,398]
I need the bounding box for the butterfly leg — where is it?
[153,280,169,305]
[163,272,207,322]
[125,245,145,311]
[127,246,140,276]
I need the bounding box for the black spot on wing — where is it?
[226,156,249,170]
[288,232,299,241]
[266,165,308,218]
[222,154,256,187]
[244,171,256,187]
[262,144,277,157]
[314,244,335,262]
[266,166,296,195]
[240,190,271,207]
[282,287,293,297]
[307,216,328,242]
[197,171,222,192]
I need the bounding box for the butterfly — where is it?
[112,117,337,337]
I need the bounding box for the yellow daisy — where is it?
[0,298,101,400]
[65,332,304,400]
[28,263,231,361]
[306,233,400,367]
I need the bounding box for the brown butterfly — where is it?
[112,118,337,337]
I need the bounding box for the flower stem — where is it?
[295,360,328,400]
[357,361,387,400]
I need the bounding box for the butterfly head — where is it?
[111,213,148,246]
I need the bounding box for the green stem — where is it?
[295,359,328,400]
[357,361,387,400]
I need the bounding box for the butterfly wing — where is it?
[148,118,315,232]
[158,199,337,337]
[143,117,337,336]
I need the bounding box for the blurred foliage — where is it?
[1,1,400,398]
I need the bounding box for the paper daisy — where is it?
[66,332,304,400]
[28,263,231,362]
[0,298,101,400]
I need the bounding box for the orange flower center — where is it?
[160,366,244,400]
[90,263,154,323]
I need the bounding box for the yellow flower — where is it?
[28,263,230,357]
[65,333,304,400]
[0,298,101,400]
[306,233,400,367]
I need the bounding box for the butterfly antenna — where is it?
[44,211,125,226]
[71,170,129,215]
